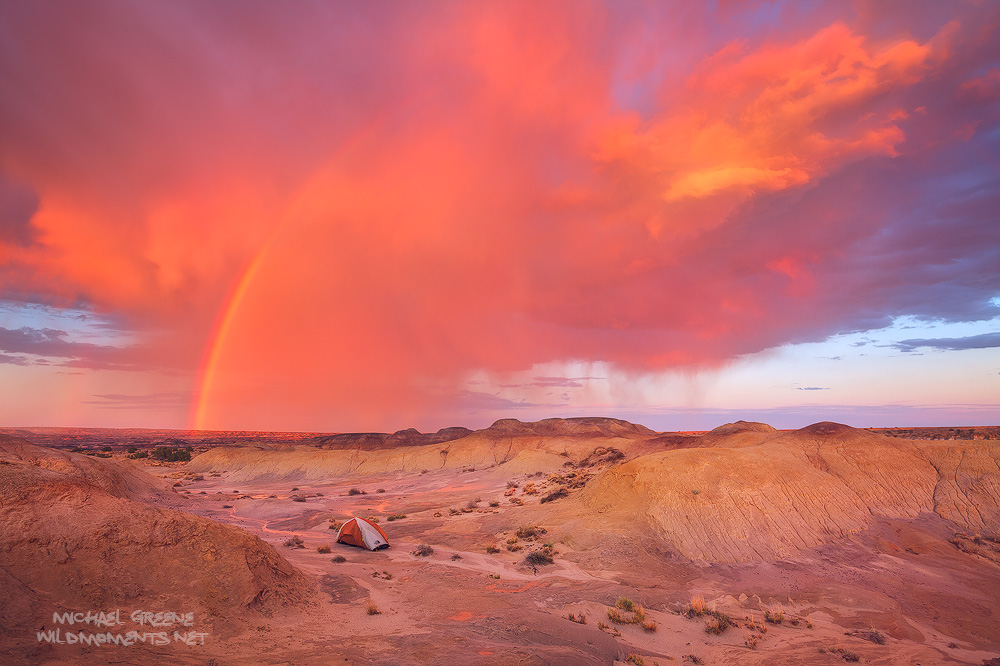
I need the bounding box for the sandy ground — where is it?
[5,424,1000,666]
[81,459,994,666]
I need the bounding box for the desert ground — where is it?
[1,418,999,666]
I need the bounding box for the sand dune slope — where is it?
[187,417,656,482]
[0,436,313,632]
[582,422,1000,562]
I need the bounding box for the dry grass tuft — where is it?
[764,603,785,624]
[411,544,434,557]
[316,544,331,554]
[686,594,707,617]
[366,601,381,615]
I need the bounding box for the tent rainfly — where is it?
[335,517,390,551]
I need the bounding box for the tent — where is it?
[335,517,390,550]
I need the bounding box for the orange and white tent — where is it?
[335,517,390,550]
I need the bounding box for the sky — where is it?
[0,0,998,433]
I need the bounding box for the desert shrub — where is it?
[485,545,500,554]
[625,654,644,665]
[705,611,734,635]
[515,525,546,540]
[641,619,657,632]
[465,499,479,510]
[221,504,232,508]
[411,544,434,557]
[366,601,381,615]
[509,497,523,505]
[328,522,341,530]
[684,656,703,665]
[101,446,113,452]
[366,516,379,523]
[525,549,554,566]
[386,513,407,521]
[853,628,886,644]
[764,604,784,624]
[377,488,386,493]
[331,555,347,563]
[506,543,523,552]
[744,633,759,649]
[842,652,860,663]
[488,501,500,507]
[347,488,362,496]
[291,495,306,502]
[616,597,636,611]
[567,612,586,624]
[152,447,191,462]
[291,487,298,491]
[126,446,137,453]
[541,488,569,503]
[131,450,148,459]
[283,536,304,548]
[317,544,331,554]
[450,554,463,561]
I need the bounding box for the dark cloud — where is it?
[0,326,144,370]
[893,331,1000,352]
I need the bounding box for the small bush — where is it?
[131,450,148,459]
[465,499,479,510]
[348,488,362,496]
[291,487,298,491]
[616,597,636,611]
[854,628,886,644]
[317,544,331,554]
[506,542,523,552]
[283,536,304,548]
[485,545,500,554]
[331,555,347,563]
[764,604,784,624]
[515,525,546,540]
[451,553,462,561]
[507,481,518,488]
[568,613,586,624]
[152,446,191,462]
[386,513,407,521]
[412,544,434,557]
[705,611,734,635]
[291,495,306,502]
[377,488,386,493]
[541,488,569,503]
[366,601,381,615]
[525,549,554,566]
[744,633,759,649]
[625,654,644,665]
[488,501,500,507]
[641,619,657,632]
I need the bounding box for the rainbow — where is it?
[190,114,396,430]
